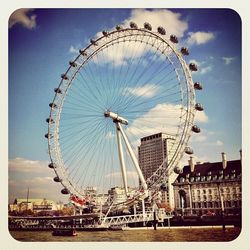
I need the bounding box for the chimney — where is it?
[221,152,227,169]
[189,156,195,172]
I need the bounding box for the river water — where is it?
[9,227,240,242]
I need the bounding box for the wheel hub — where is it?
[104,111,128,125]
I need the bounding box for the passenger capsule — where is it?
[192,125,201,133]
[49,103,57,109]
[130,22,138,29]
[69,61,77,67]
[185,147,194,155]
[194,82,203,90]
[61,74,69,80]
[144,22,152,31]
[116,25,123,31]
[174,166,182,174]
[195,103,204,111]
[180,47,189,56]
[48,163,55,169]
[189,63,198,71]
[45,133,52,139]
[61,188,70,195]
[79,49,87,56]
[53,176,62,182]
[90,39,98,46]
[170,35,178,43]
[157,26,166,35]
[102,30,109,36]
[54,88,62,94]
[160,183,167,191]
[46,117,54,123]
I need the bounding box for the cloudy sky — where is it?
[9,8,241,203]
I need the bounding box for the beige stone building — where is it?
[172,152,241,216]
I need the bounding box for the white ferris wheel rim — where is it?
[47,25,196,200]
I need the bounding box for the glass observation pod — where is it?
[192,125,201,133]
[157,26,166,35]
[144,22,152,31]
[116,25,123,31]
[49,103,58,109]
[90,39,98,46]
[54,88,62,94]
[45,133,53,139]
[69,61,77,67]
[130,21,138,29]
[194,82,203,90]
[53,176,62,182]
[181,47,189,56]
[61,74,69,80]
[61,188,70,195]
[102,30,109,36]
[195,103,204,111]
[185,146,194,155]
[79,49,87,56]
[160,183,167,191]
[189,63,198,71]
[46,117,54,123]
[174,166,182,174]
[48,163,55,169]
[170,35,178,43]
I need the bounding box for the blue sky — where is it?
[8,8,241,202]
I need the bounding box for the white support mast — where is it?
[117,123,148,191]
[116,123,128,196]
[104,110,148,193]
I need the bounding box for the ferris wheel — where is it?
[45,21,203,209]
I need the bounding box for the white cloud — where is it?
[9,157,47,173]
[195,111,208,123]
[127,103,182,139]
[8,158,68,203]
[199,65,212,74]
[189,59,212,75]
[124,9,188,38]
[216,140,224,146]
[94,9,188,66]
[187,31,215,45]
[125,84,160,98]
[222,57,235,65]
[9,9,37,29]
[69,45,79,54]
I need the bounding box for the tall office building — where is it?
[138,132,175,208]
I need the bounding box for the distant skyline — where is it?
[8,8,241,203]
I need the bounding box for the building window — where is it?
[214,201,219,208]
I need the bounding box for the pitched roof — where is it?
[175,159,241,182]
